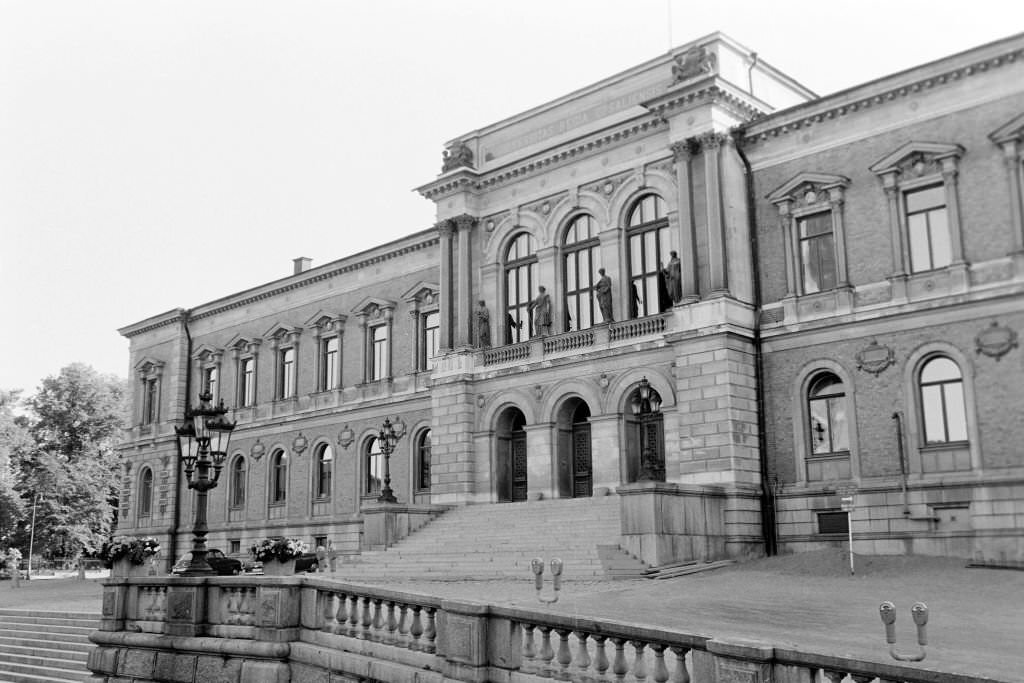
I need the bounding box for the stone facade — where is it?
[117,31,1024,568]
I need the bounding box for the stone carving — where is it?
[595,269,614,322]
[527,286,552,336]
[441,142,474,172]
[291,432,308,455]
[671,45,717,83]
[167,592,194,621]
[975,321,1018,360]
[250,439,266,461]
[856,339,896,376]
[598,373,611,392]
[664,251,682,304]
[475,300,491,348]
[533,385,544,401]
[102,592,115,616]
[259,593,279,626]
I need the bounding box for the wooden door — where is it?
[572,422,593,497]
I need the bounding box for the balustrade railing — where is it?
[542,329,594,354]
[609,313,669,341]
[312,582,440,655]
[483,342,532,366]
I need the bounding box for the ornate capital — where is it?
[452,214,476,232]
[670,139,698,163]
[698,131,728,151]
[435,219,454,238]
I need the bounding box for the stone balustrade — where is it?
[89,575,990,683]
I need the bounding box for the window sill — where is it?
[919,441,969,452]
[268,502,286,508]
[806,451,851,461]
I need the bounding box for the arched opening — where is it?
[623,380,664,483]
[555,398,592,498]
[495,407,528,502]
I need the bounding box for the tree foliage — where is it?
[4,364,128,558]
[0,390,29,547]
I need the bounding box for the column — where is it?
[828,188,850,288]
[702,132,728,295]
[437,219,454,350]
[882,179,909,300]
[524,422,555,499]
[310,327,322,391]
[776,202,797,297]
[671,139,700,302]
[409,308,421,370]
[940,157,966,264]
[998,140,1024,256]
[453,214,475,347]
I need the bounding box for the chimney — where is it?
[293,257,312,275]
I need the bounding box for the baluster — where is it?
[360,597,373,639]
[348,595,361,635]
[631,641,648,681]
[538,626,555,677]
[574,631,592,682]
[668,646,690,683]
[522,624,538,673]
[555,628,573,680]
[409,606,423,650]
[332,593,348,635]
[370,599,383,641]
[385,601,398,644]
[592,635,610,680]
[611,638,628,682]
[823,670,846,683]
[422,607,437,653]
[320,591,334,632]
[396,604,410,647]
[650,644,669,683]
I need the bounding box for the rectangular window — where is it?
[142,379,158,425]
[321,337,339,390]
[817,510,849,535]
[366,451,382,495]
[906,186,951,273]
[241,358,255,406]
[228,539,241,555]
[279,348,296,398]
[202,367,218,399]
[798,212,836,294]
[371,325,389,381]
[423,312,440,370]
[314,535,328,550]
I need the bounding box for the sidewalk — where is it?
[2,550,1020,680]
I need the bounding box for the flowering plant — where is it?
[3,548,22,568]
[99,536,161,566]
[250,537,308,562]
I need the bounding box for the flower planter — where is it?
[111,558,153,578]
[261,558,296,576]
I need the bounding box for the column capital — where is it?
[698,131,728,150]
[435,219,454,237]
[452,214,477,232]
[670,138,698,162]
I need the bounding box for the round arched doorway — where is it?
[495,407,528,502]
[555,398,592,498]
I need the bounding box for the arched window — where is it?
[504,232,538,344]
[365,438,383,496]
[626,194,670,318]
[138,468,153,518]
[315,443,333,499]
[808,373,849,455]
[230,456,246,508]
[270,450,288,504]
[562,214,599,330]
[414,429,432,492]
[919,356,967,444]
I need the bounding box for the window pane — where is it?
[921,385,946,444]
[906,185,945,213]
[799,212,831,238]
[630,233,643,274]
[809,399,831,455]
[928,209,952,269]
[801,239,821,294]
[829,396,849,451]
[908,212,932,272]
[566,253,576,290]
[943,382,968,441]
[921,357,961,383]
[817,233,836,290]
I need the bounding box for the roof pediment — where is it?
[191,343,223,361]
[133,356,165,374]
[870,141,964,175]
[767,172,851,203]
[990,113,1024,145]
[352,296,397,317]
[262,323,302,341]
[401,282,441,304]
[226,334,260,350]
[304,310,347,330]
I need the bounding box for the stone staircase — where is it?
[339,495,649,580]
[0,609,97,683]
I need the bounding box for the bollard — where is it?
[879,601,928,661]
[532,557,563,604]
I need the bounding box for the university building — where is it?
[116,32,1024,569]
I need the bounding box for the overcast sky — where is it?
[1,0,1019,394]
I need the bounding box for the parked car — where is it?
[171,549,242,576]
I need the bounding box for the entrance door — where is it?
[572,422,593,497]
[511,432,528,502]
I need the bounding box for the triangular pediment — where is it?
[304,310,347,330]
[262,322,302,341]
[870,141,963,175]
[401,282,441,305]
[767,172,850,203]
[133,356,165,375]
[191,343,222,361]
[990,113,1024,145]
[352,296,396,317]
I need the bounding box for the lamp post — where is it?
[377,416,406,503]
[175,391,236,575]
[630,377,665,482]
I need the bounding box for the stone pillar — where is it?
[454,214,476,347]
[881,180,909,301]
[701,132,729,295]
[588,414,621,492]
[437,219,455,350]
[671,139,700,302]
[437,600,495,682]
[430,379,476,504]
[524,422,554,499]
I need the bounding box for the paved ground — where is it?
[2,551,1020,680]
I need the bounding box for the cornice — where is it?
[118,309,187,339]
[741,42,1024,148]
[641,78,770,124]
[417,116,666,201]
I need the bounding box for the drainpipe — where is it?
[892,411,910,515]
[169,309,193,567]
[747,52,759,96]
[733,130,777,556]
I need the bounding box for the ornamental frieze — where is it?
[583,170,631,198]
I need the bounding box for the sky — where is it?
[1,0,1020,394]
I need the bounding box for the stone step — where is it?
[0,658,91,683]
[0,611,97,683]
[0,645,88,664]
[0,623,93,638]
[0,637,92,655]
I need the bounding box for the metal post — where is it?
[847,510,855,575]
[27,493,39,581]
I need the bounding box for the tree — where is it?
[0,390,29,547]
[13,364,128,560]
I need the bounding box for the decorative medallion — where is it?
[485,220,495,232]
[975,321,1018,360]
[249,439,266,461]
[534,385,544,401]
[476,394,486,408]
[856,339,896,376]
[337,425,355,450]
[603,182,614,195]
[597,373,611,392]
[291,432,308,455]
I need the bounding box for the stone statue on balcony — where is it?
[528,286,552,337]
[595,268,614,322]
[665,251,682,304]
[475,300,491,348]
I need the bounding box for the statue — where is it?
[441,142,475,172]
[527,285,552,337]
[595,268,614,322]
[475,300,491,348]
[505,314,523,345]
[665,251,682,304]
[629,283,640,319]
[671,45,717,83]
[657,265,673,313]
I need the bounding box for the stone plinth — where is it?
[617,481,726,566]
